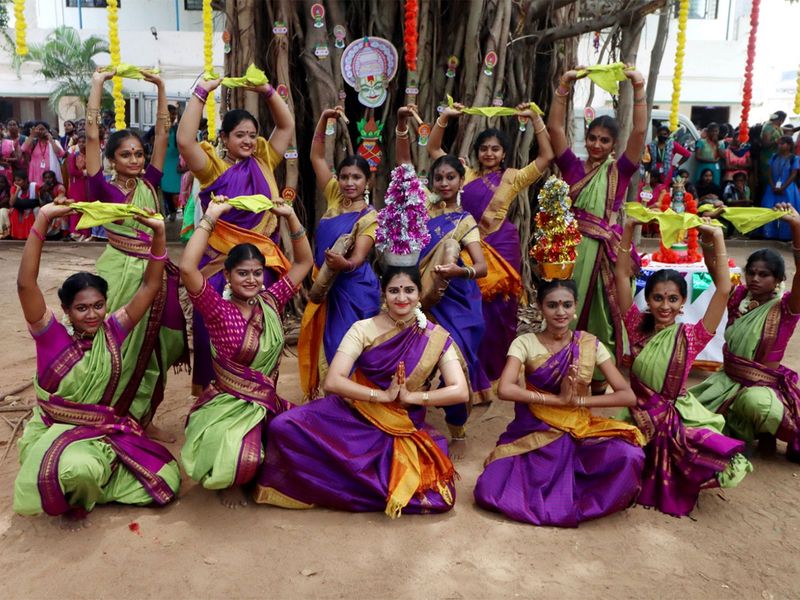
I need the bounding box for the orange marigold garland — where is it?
[738,0,760,144]
[403,0,418,72]
[652,190,701,263]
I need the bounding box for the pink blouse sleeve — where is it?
[188,278,228,327]
[143,164,163,189]
[30,310,73,377]
[264,275,298,314]
[684,320,715,362]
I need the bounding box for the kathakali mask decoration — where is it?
[341,37,398,108]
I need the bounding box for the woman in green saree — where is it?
[85,69,187,442]
[14,200,180,527]
[179,196,313,508]
[690,204,800,461]
[614,218,751,516]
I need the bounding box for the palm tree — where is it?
[20,25,110,112]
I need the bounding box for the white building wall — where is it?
[574,0,799,127]
[35,0,207,33]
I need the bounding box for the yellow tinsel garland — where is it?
[14,0,27,56]
[107,0,125,130]
[670,0,688,132]
[203,0,216,141]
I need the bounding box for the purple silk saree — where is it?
[474,332,644,527]
[461,170,520,384]
[256,322,456,514]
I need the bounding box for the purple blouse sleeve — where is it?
[144,164,163,188]
[555,148,582,185]
[31,311,74,377]
[106,308,133,346]
[613,154,639,211]
[87,170,131,204]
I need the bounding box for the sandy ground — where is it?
[1,240,799,600]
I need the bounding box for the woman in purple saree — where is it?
[179,197,312,508]
[298,107,380,399]
[429,105,554,399]
[177,75,294,394]
[256,266,469,517]
[14,201,180,526]
[475,279,644,527]
[615,219,751,517]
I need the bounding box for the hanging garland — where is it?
[14,0,27,56]
[203,0,217,142]
[669,0,688,132]
[795,66,800,116]
[403,0,418,72]
[738,0,760,143]
[107,0,125,130]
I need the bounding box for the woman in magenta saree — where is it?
[298,108,380,399]
[429,105,554,397]
[14,202,179,524]
[690,206,800,461]
[615,219,751,517]
[177,75,294,393]
[179,198,312,507]
[547,68,647,373]
[475,279,644,527]
[256,266,469,517]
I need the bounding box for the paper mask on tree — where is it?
[341,37,398,108]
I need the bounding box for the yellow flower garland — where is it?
[14,0,27,56]
[203,0,216,141]
[107,0,125,130]
[794,67,800,115]
[670,0,688,131]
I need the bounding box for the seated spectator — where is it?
[695,168,723,205]
[9,170,38,240]
[723,172,752,207]
[38,170,68,239]
[0,176,11,238]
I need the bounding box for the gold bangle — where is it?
[395,126,409,137]
[436,116,448,128]
[369,388,376,401]
[534,125,546,134]
[197,220,213,234]
[422,391,430,405]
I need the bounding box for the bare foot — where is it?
[56,508,91,531]
[218,486,249,509]
[146,422,177,444]
[449,437,467,461]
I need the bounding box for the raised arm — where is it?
[179,199,232,295]
[16,202,73,325]
[547,69,580,158]
[614,219,637,317]
[515,103,555,175]
[698,223,731,333]
[260,83,294,156]
[624,69,647,165]
[176,78,221,174]
[86,69,115,177]
[123,214,168,326]
[143,72,169,171]
[428,105,462,161]
[778,204,800,314]
[271,200,313,287]
[396,105,414,165]
[310,107,340,191]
